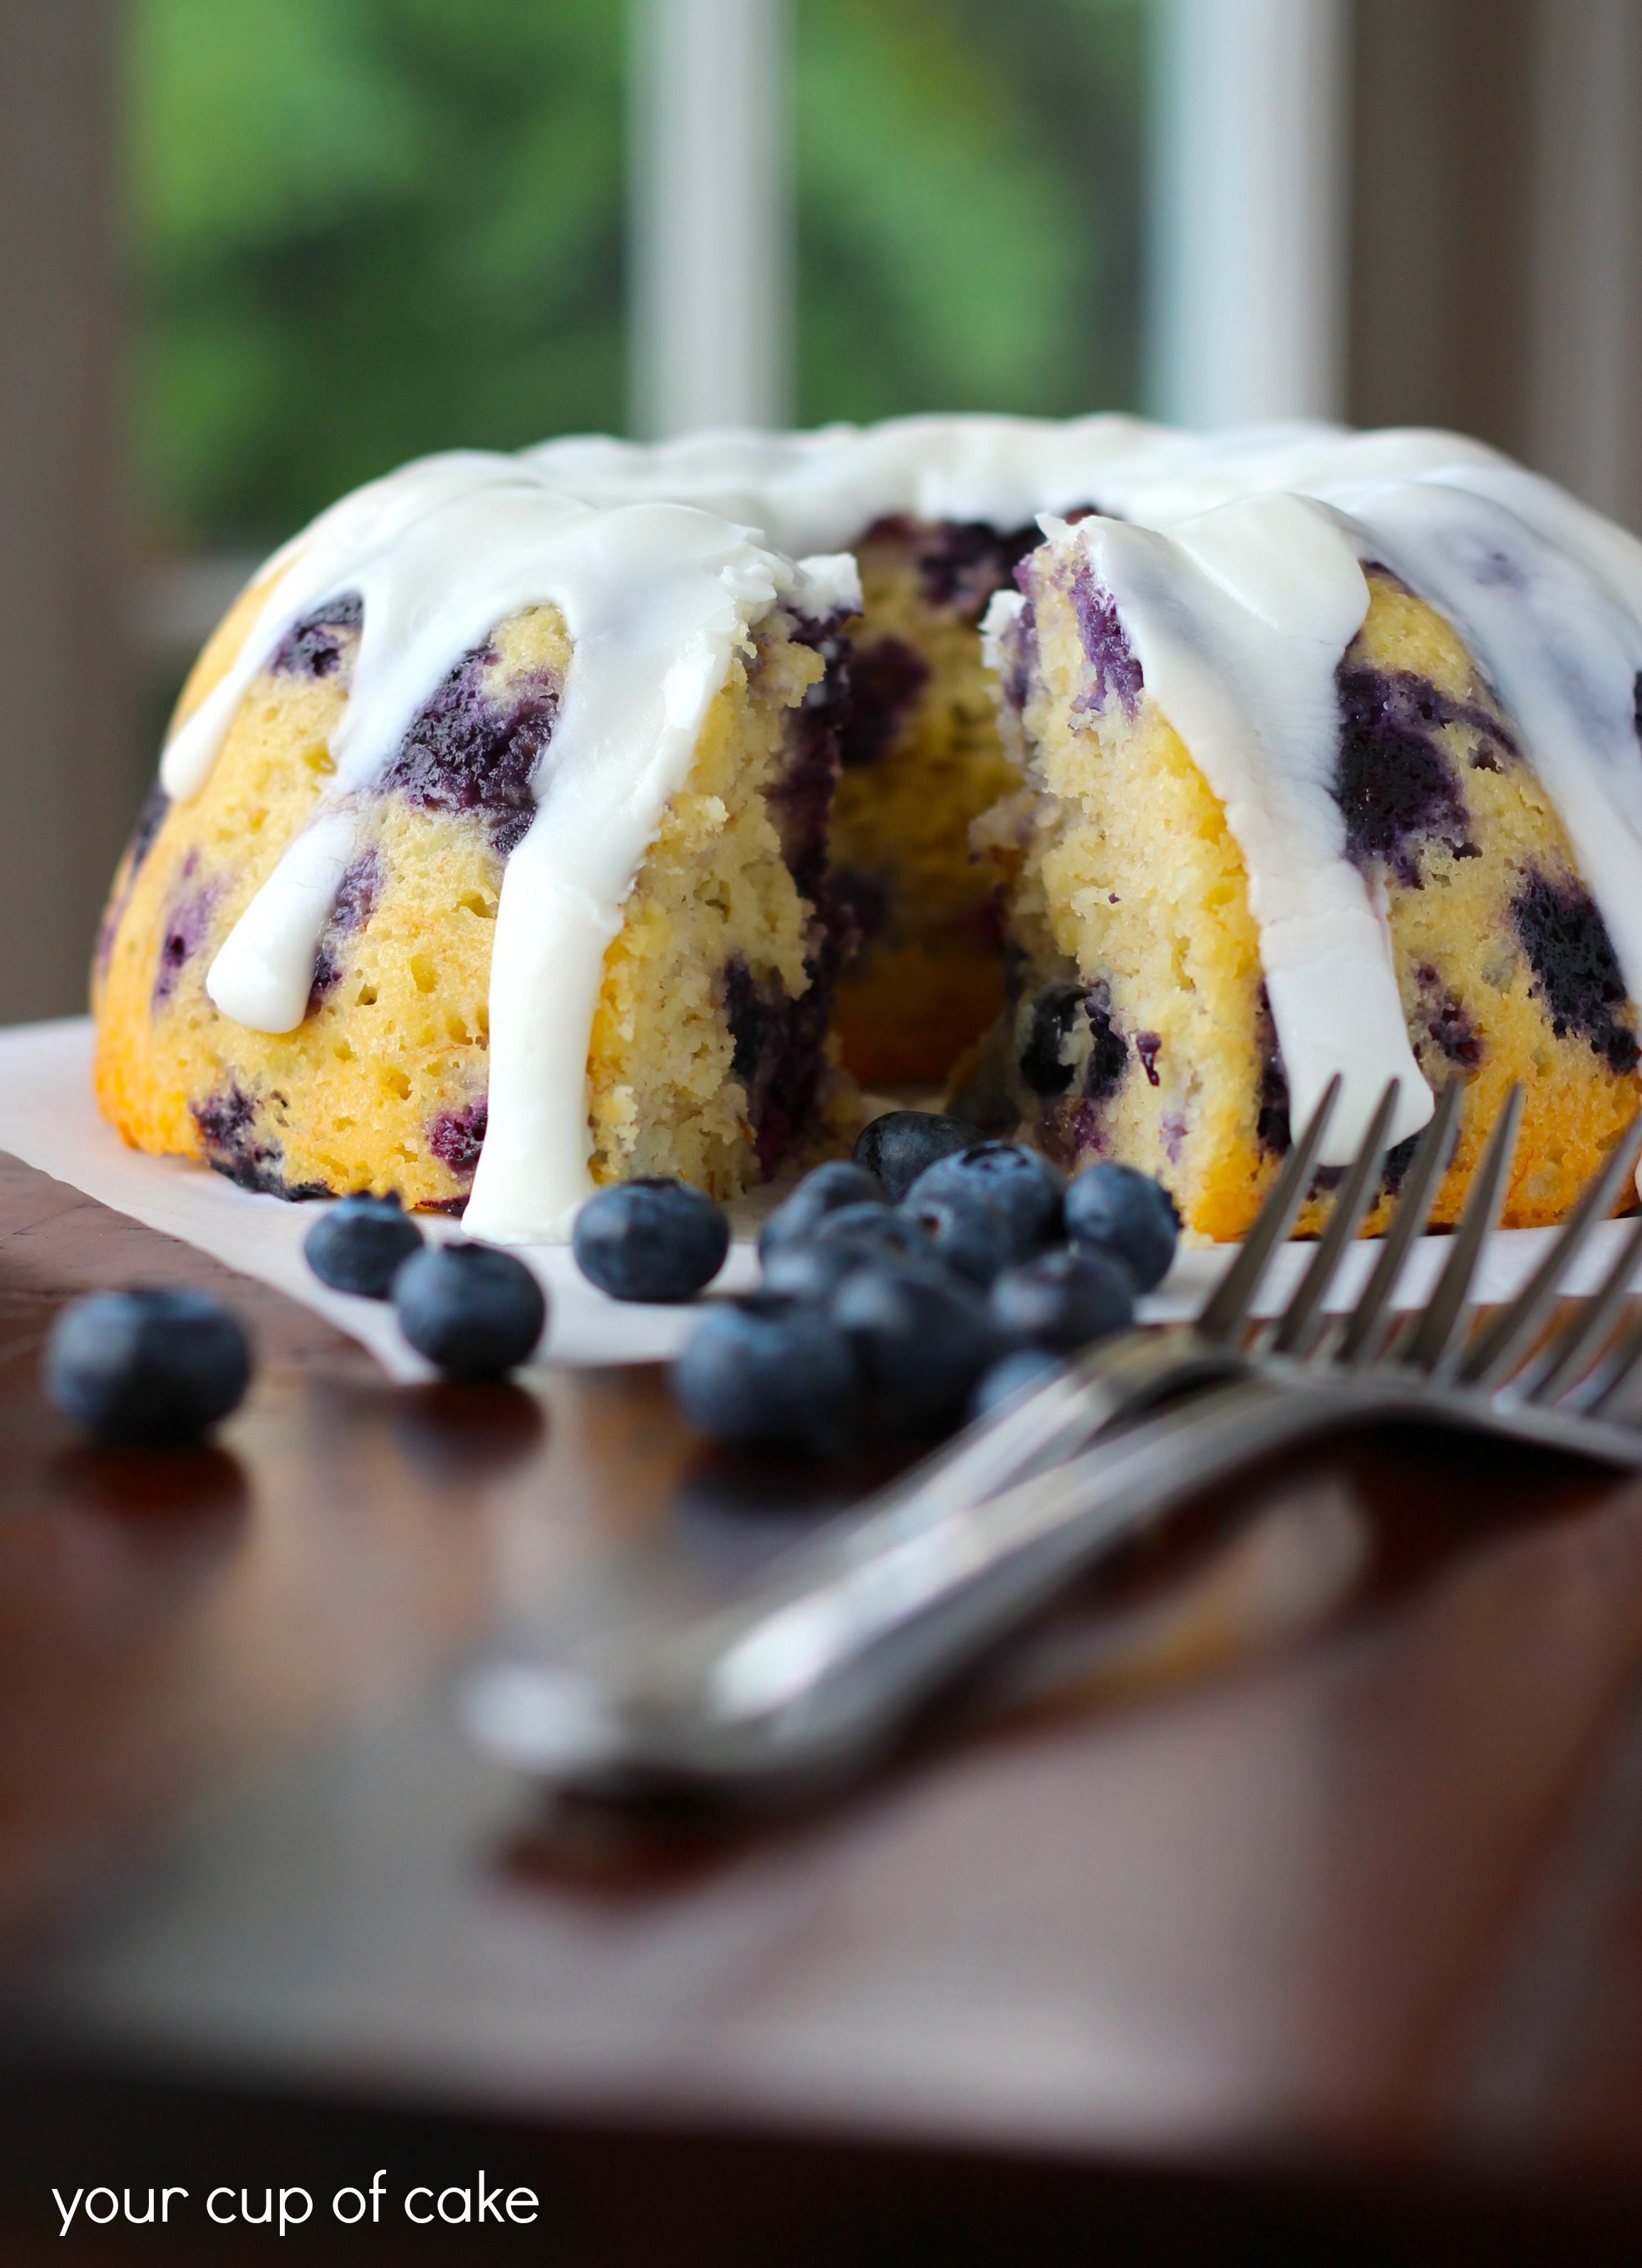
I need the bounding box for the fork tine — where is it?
[1570,1300,1642,1418]
[1336,1078,1464,1366]
[1401,1084,1523,1375]
[1461,1110,1642,1389]
[1528,1214,1642,1405]
[1196,1076,1341,1346]
[1270,1081,1401,1358]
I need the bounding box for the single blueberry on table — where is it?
[672,1301,866,1455]
[573,1178,730,1304]
[903,1193,1018,1286]
[303,1192,425,1299]
[393,1243,546,1376]
[1063,1162,1180,1293]
[853,1110,983,1203]
[970,1346,1069,1422]
[831,1261,999,1435]
[989,1247,1134,1353]
[45,1286,252,1446]
[759,1159,883,1259]
[905,1142,1066,1252]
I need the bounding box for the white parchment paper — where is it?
[0,1019,1631,1381]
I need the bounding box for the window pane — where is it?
[132,0,628,550]
[795,0,1146,425]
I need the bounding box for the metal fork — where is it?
[467,1082,1642,1803]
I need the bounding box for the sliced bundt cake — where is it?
[92,418,1642,1242]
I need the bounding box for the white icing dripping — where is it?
[158,413,1642,1237]
[1057,498,1430,1162]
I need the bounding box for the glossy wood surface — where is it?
[5,1147,1642,2259]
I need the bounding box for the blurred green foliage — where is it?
[132,0,1145,549]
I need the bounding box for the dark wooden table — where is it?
[6,1148,1642,2262]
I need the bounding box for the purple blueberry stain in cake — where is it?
[837,638,929,770]
[1081,992,1130,1104]
[381,640,558,857]
[1059,1099,1109,1162]
[1020,981,1128,1103]
[152,857,222,1009]
[1136,1031,1163,1088]
[271,592,364,681]
[1334,667,1490,886]
[306,943,341,1009]
[775,616,851,900]
[1002,600,1037,714]
[1381,1130,1420,1197]
[1020,984,1084,1097]
[125,781,172,878]
[1512,866,1641,1074]
[1414,962,1483,1070]
[428,1101,489,1180]
[332,846,380,932]
[1067,563,1143,720]
[97,784,175,974]
[192,1083,327,1200]
[718,959,763,1083]
[1254,990,1292,1158]
[716,941,841,1179]
[306,846,382,1014]
[917,520,1041,623]
[1160,1110,1187,1165]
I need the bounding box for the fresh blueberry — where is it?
[393,1243,546,1375]
[672,1301,866,1455]
[303,1192,424,1299]
[811,1202,935,1263]
[901,1193,1017,1285]
[853,1110,984,1203]
[759,1159,884,1257]
[1064,1162,1180,1291]
[989,1247,1134,1353]
[970,1346,1069,1422]
[44,1286,252,1446]
[572,1178,730,1303]
[831,1261,999,1435]
[762,1239,876,1305]
[905,1141,1066,1252]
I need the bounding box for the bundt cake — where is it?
[93,417,1642,1242]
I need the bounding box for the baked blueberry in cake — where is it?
[93,417,1642,1243]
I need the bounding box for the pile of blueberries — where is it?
[571,1110,1178,1456]
[42,1117,1174,1457]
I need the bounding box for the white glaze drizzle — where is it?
[1041,497,1432,1160]
[159,416,1642,1233]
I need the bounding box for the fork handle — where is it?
[606,1376,1355,1799]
